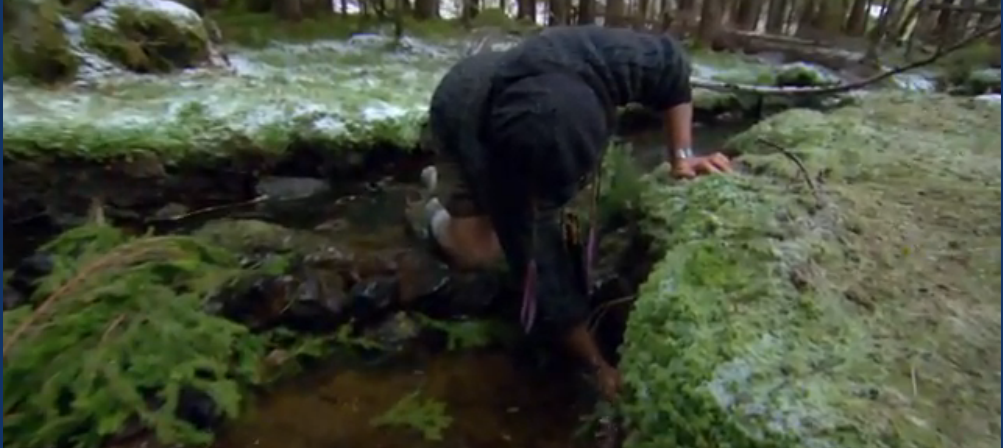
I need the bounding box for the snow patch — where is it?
[82,0,202,30]
[975,94,1001,104]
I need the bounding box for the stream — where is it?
[208,125,751,447]
[4,115,751,448]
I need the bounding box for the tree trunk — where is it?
[950,0,976,40]
[639,0,652,22]
[579,0,596,23]
[413,0,437,19]
[814,0,848,33]
[697,0,723,44]
[934,0,956,40]
[462,0,480,24]
[765,0,790,33]
[518,0,536,21]
[393,0,404,43]
[274,0,303,21]
[735,0,766,29]
[844,0,869,34]
[549,0,569,24]
[606,0,625,26]
[894,0,925,43]
[795,0,820,36]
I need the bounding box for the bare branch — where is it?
[691,21,1001,96]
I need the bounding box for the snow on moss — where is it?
[2,41,448,159]
[623,92,1001,448]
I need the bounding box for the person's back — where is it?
[491,25,692,116]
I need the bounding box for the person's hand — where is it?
[595,364,622,401]
[670,152,732,178]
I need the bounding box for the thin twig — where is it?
[756,138,822,202]
[691,21,1002,97]
[911,364,920,397]
[588,295,636,333]
[101,314,127,342]
[145,195,269,224]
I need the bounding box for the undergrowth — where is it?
[3,225,266,448]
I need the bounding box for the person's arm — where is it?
[664,102,694,168]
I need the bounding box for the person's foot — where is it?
[404,166,444,249]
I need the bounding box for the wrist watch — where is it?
[674,147,694,161]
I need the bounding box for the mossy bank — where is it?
[619,93,1000,448]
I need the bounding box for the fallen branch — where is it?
[756,138,822,204]
[691,20,1001,96]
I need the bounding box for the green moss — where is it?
[83,5,209,73]
[6,0,80,83]
[775,64,830,87]
[622,93,1001,448]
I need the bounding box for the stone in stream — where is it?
[255,177,332,201]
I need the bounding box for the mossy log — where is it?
[621,93,1001,448]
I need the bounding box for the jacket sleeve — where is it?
[637,35,693,111]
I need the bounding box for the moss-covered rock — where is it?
[5,0,80,82]
[621,93,1001,448]
[775,62,835,88]
[965,68,1001,95]
[81,0,210,73]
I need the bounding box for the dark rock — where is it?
[279,266,353,332]
[9,253,55,297]
[362,312,422,353]
[348,276,399,319]
[394,249,450,305]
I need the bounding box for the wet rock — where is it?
[395,249,450,305]
[255,176,331,201]
[8,253,55,298]
[213,260,353,332]
[362,312,422,352]
[347,276,399,322]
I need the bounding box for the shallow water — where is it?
[211,179,595,448]
[214,351,591,448]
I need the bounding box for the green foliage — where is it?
[371,390,452,441]
[83,5,210,73]
[3,225,266,448]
